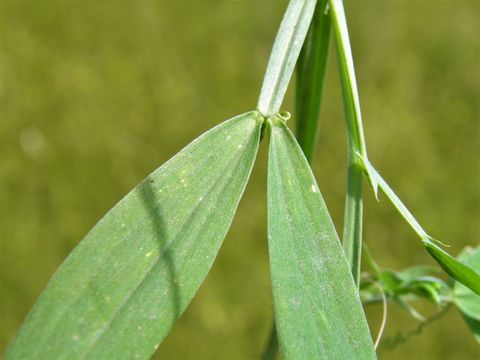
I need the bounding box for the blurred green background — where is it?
[1,1,479,359]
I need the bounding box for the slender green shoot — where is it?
[357,153,480,294]
[328,0,366,286]
[329,0,480,294]
[328,0,367,157]
[342,162,364,286]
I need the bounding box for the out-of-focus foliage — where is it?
[361,265,451,316]
[1,2,478,359]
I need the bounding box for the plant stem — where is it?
[295,0,332,162]
[257,0,317,117]
[328,0,480,296]
[343,161,363,286]
[329,0,366,287]
[329,0,367,157]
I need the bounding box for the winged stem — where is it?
[328,0,480,294]
[257,0,317,116]
[328,0,366,286]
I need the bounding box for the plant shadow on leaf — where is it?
[5,113,262,360]
[139,180,181,321]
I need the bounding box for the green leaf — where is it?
[358,156,480,295]
[453,246,480,342]
[267,117,376,359]
[295,0,331,163]
[360,264,450,313]
[6,112,263,360]
[328,0,478,294]
[397,267,450,305]
[398,266,440,282]
[425,242,480,295]
[461,316,480,343]
[377,271,402,294]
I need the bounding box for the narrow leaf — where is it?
[360,158,480,295]
[398,266,440,282]
[7,112,263,360]
[453,246,480,342]
[295,0,331,163]
[425,243,480,295]
[461,316,480,343]
[329,0,478,298]
[454,247,480,318]
[267,117,376,359]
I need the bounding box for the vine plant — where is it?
[6,1,479,359]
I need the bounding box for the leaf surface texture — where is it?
[267,118,376,359]
[7,112,263,359]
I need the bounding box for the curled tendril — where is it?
[278,111,291,121]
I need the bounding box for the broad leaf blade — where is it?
[453,246,480,342]
[7,112,263,359]
[267,118,376,359]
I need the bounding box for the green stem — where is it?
[329,0,365,287]
[343,159,363,286]
[257,0,317,116]
[328,0,480,295]
[329,0,367,157]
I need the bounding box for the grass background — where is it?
[1,1,479,358]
